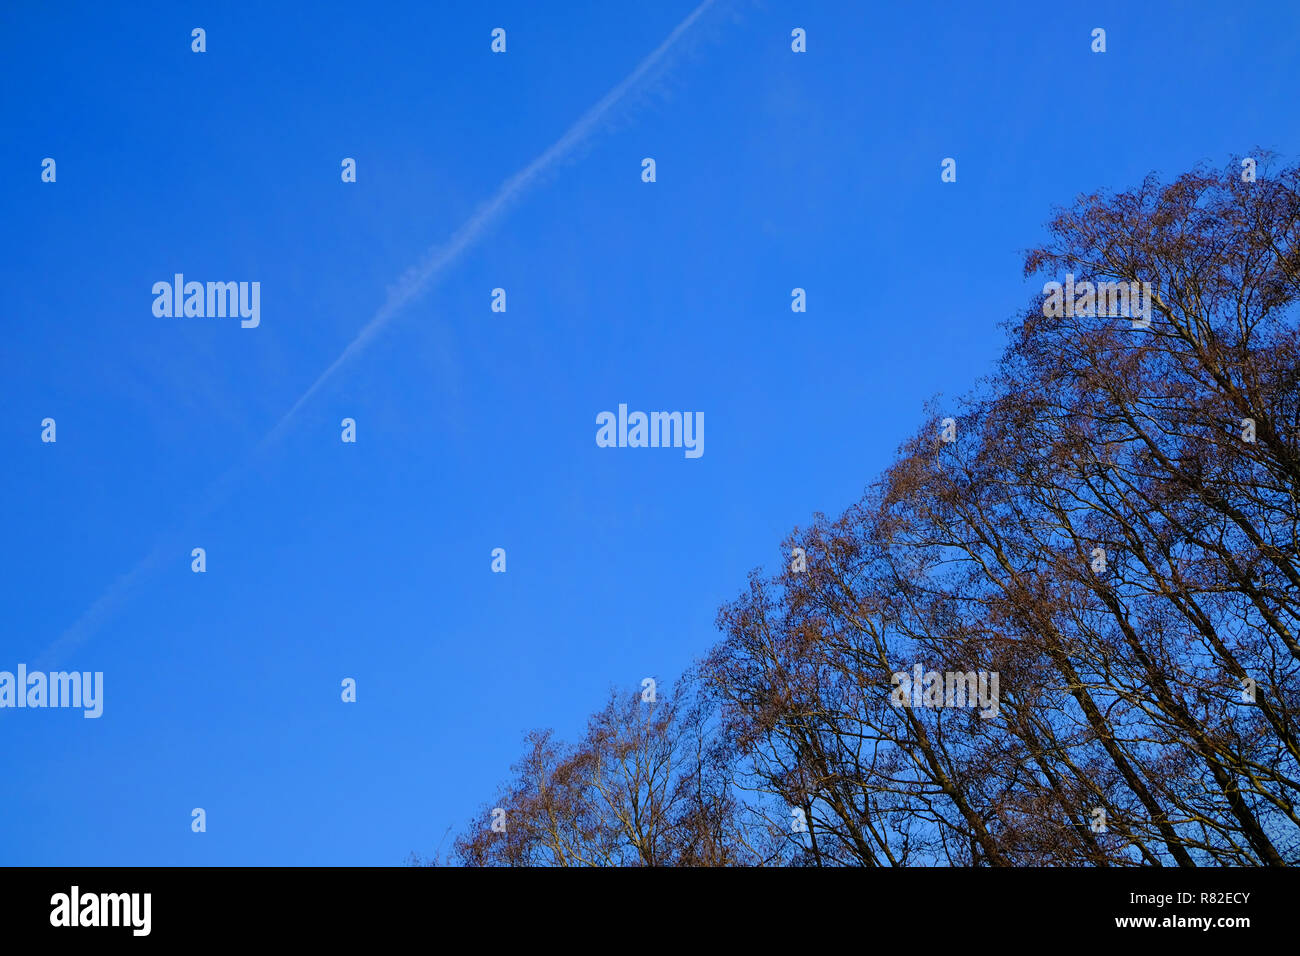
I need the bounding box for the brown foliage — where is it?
[438,157,1300,866]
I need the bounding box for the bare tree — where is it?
[436,157,1300,866]
[450,687,781,866]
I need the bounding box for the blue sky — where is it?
[2,0,1297,865]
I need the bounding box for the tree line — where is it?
[427,157,1300,866]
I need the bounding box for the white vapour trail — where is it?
[36,0,717,666]
[262,0,716,449]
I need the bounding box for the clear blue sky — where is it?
[2,0,1297,865]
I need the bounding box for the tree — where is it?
[450,687,782,866]
[432,157,1300,866]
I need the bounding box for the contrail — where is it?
[262,0,717,449]
[36,0,718,666]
